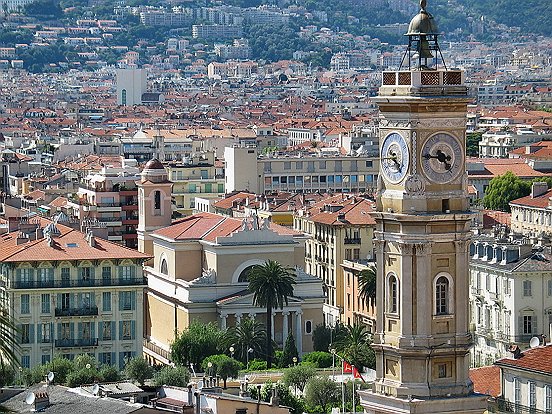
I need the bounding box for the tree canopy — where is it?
[171,321,225,369]
[482,172,552,212]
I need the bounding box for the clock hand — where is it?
[423,150,451,164]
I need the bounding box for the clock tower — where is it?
[359,1,487,413]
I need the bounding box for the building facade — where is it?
[0,216,148,369]
[294,195,376,326]
[224,145,379,195]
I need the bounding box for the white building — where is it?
[469,230,552,366]
[478,130,544,158]
[116,68,146,106]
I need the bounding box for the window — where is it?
[284,161,291,170]
[119,266,135,281]
[160,259,168,275]
[99,352,113,365]
[523,315,533,335]
[80,267,92,281]
[102,266,112,284]
[41,355,51,365]
[39,268,53,286]
[121,89,127,105]
[548,279,552,296]
[61,323,71,340]
[388,275,398,314]
[21,294,30,314]
[119,291,134,311]
[523,280,532,296]
[61,268,70,286]
[61,293,70,310]
[436,276,449,315]
[546,385,552,412]
[438,363,447,378]
[154,191,161,210]
[102,321,113,341]
[81,322,92,340]
[102,292,111,312]
[21,355,30,369]
[82,292,92,309]
[365,160,373,168]
[21,324,30,344]
[514,378,521,406]
[122,321,132,339]
[529,381,536,409]
[41,294,50,314]
[40,323,50,343]
[305,320,312,334]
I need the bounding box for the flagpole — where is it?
[352,378,355,414]
[341,359,345,414]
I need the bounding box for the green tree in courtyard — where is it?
[248,260,296,368]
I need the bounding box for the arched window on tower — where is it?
[435,276,449,315]
[388,274,398,314]
[154,191,161,212]
[160,258,168,275]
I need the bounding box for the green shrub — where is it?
[302,351,334,368]
[247,359,267,371]
[124,357,153,385]
[99,365,120,382]
[153,366,191,387]
[66,369,97,388]
[44,357,74,385]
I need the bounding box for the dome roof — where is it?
[144,158,164,170]
[407,0,439,35]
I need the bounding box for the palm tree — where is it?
[248,260,296,368]
[0,307,18,380]
[358,264,376,307]
[225,317,266,364]
[335,323,375,371]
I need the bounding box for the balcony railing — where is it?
[55,338,99,348]
[344,238,361,245]
[144,338,172,363]
[55,306,98,317]
[488,397,546,414]
[11,277,146,289]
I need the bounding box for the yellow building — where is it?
[0,216,149,369]
[294,194,376,326]
[138,160,325,365]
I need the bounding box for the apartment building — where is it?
[469,230,552,366]
[192,24,242,40]
[294,195,376,326]
[510,183,552,237]
[0,216,149,369]
[166,151,225,216]
[342,259,376,331]
[75,159,140,248]
[224,146,379,195]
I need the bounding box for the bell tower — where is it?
[359,1,487,413]
[137,158,173,261]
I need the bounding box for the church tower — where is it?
[137,158,173,261]
[359,1,487,413]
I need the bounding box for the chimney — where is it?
[194,392,201,414]
[531,182,548,198]
[8,217,20,233]
[34,392,50,411]
[16,231,29,245]
[36,227,43,240]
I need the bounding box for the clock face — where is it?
[421,133,464,184]
[381,132,409,184]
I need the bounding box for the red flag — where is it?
[343,361,353,374]
[353,366,366,383]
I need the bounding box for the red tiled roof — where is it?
[0,223,149,262]
[495,345,552,375]
[469,366,501,397]
[510,188,552,208]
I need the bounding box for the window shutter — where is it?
[50,323,54,341]
[56,294,61,308]
[29,269,35,283]
[119,292,123,311]
[37,324,42,343]
[131,291,136,310]
[90,267,95,282]
[118,266,123,281]
[91,293,96,307]
[16,269,21,282]
[57,323,61,340]
[29,324,34,343]
[91,322,96,340]
[518,316,523,334]
[70,322,75,339]
[533,316,538,334]
[16,324,22,343]
[70,294,75,309]
[111,352,116,366]
[119,321,123,340]
[111,321,116,341]
[131,320,136,340]
[77,323,82,340]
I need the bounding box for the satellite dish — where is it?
[25,393,36,405]
[92,384,100,395]
[529,336,540,348]
[47,371,54,382]
[197,380,204,390]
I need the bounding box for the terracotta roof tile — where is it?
[469,366,501,397]
[510,188,552,208]
[495,345,552,375]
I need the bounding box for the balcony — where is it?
[11,277,147,289]
[380,70,466,97]
[55,306,98,317]
[55,338,98,348]
[488,397,547,414]
[344,238,361,245]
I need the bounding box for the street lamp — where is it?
[229,346,235,359]
[292,356,297,366]
[207,361,213,378]
[246,348,253,370]
[330,347,336,380]
[330,348,345,414]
